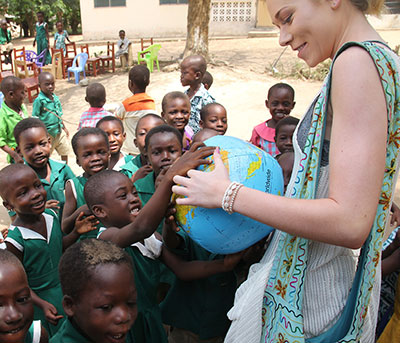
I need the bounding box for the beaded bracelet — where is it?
[221,181,243,215]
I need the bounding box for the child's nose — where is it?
[113,306,131,324]
[4,305,23,323]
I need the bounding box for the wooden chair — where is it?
[51,48,70,79]
[80,44,101,77]
[13,46,25,61]
[140,38,153,58]
[0,70,13,82]
[41,51,63,79]
[14,58,37,79]
[64,42,77,65]
[14,60,39,102]
[99,42,115,73]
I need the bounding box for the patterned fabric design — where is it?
[260,41,400,342]
[78,107,113,130]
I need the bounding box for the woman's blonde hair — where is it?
[350,0,385,15]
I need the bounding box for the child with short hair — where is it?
[180,55,215,134]
[0,76,28,163]
[61,128,110,239]
[13,118,75,219]
[115,29,131,67]
[161,91,192,150]
[250,82,296,157]
[33,11,51,65]
[1,164,92,337]
[0,19,13,66]
[0,249,49,343]
[78,82,113,130]
[202,70,213,90]
[191,128,219,145]
[32,72,71,163]
[96,116,133,171]
[274,115,299,156]
[51,239,137,343]
[120,113,165,181]
[276,151,294,193]
[199,102,228,135]
[53,21,71,55]
[116,65,156,155]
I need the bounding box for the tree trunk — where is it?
[183,0,211,61]
[25,11,35,37]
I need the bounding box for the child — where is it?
[32,12,51,65]
[0,19,13,66]
[116,65,156,155]
[53,21,71,55]
[276,151,294,193]
[51,239,137,343]
[61,128,110,239]
[0,249,49,343]
[32,72,71,163]
[161,91,192,150]
[199,102,228,135]
[191,128,219,145]
[13,118,75,219]
[180,55,215,134]
[120,113,165,181]
[78,82,113,130]
[96,116,133,171]
[250,82,296,157]
[202,70,213,90]
[0,76,28,163]
[115,29,131,67]
[1,164,92,336]
[274,115,299,156]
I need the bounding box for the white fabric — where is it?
[32,320,41,343]
[132,234,162,260]
[112,152,128,172]
[66,178,77,201]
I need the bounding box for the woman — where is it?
[172,0,400,341]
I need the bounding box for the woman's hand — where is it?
[172,148,230,209]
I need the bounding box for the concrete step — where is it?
[248,27,279,38]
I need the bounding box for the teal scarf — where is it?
[261,41,400,342]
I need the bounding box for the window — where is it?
[159,0,188,4]
[94,0,126,7]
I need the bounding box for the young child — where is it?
[202,70,213,90]
[274,115,299,156]
[180,55,215,134]
[0,19,13,66]
[199,102,228,135]
[116,65,156,155]
[51,239,137,343]
[0,76,28,163]
[120,113,165,181]
[13,118,75,220]
[32,12,51,65]
[78,82,112,130]
[53,21,71,55]
[32,72,71,163]
[61,128,110,240]
[1,164,91,337]
[250,82,296,157]
[191,128,219,145]
[161,91,192,150]
[115,29,131,67]
[0,249,49,343]
[276,151,294,193]
[96,116,133,171]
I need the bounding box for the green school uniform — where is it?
[25,320,42,343]
[113,153,133,172]
[0,28,11,44]
[134,171,154,208]
[5,210,65,337]
[68,175,99,240]
[32,92,63,138]
[120,154,143,179]
[50,318,90,343]
[35,22,51,65]
[160,231,237,340]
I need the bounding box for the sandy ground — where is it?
[0,30,399,227]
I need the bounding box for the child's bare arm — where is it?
[382,248,400,276]
[62,212,98,250]
[5,241,23,261]
[31,290,63,325]
[1,145,23,163]
[162,207,182,250]
[61,181,82,234]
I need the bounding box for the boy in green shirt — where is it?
[0,76,28,163]
[0,19,13,65]
[32,72,71,163]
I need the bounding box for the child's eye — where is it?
[99,304,112,311]
[118,192,127,199]
[127,300,137,308]
[17,295,30,304]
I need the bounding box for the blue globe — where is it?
[174,135,284,254]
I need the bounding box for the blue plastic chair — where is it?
[67,53,88,84]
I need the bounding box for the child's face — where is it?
[76,134,110,177]
[180,61,199,87]
[97,121,125,157]
[1,21,7,30]
[278,153,294,192]
[0,263,34,343]
[275,124,296,153]
[67,263,137,343]
[162,98,190,132]
[119,31,125,40]
[7,84,26,109]
[3,168,46,217]
[18,127,51,170]
[37,13,44,23]
[147,132,182,177]
[134,116,164,157]
[266,88,295,123]
[200,105,228,135]
[39,75,55,96]
[56,22,63,32]
[99,174,142,228]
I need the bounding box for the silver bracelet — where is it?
[221,182,243,214]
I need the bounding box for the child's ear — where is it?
[199,120,204,129]
[195,71,202,80]
[3,200,13,212]
[291,101,296,109]
[92,204,107,220]
[265,100,270,109]
[134,138,138,148]
[62,295,76,317]
[122,131,126,141]
[128,80,134,93]
[161,111,165,119]
[85,96,89,103]
[76,156,81,167]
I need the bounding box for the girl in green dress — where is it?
[33,12,51,65]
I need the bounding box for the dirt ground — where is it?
[0,30,399,227]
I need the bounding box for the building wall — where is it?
[80,0,258,40]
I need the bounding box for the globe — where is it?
[174,135,284,254]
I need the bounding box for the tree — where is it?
[183,0,211,61]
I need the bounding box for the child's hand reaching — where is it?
[74,212,99,235]
[45,200,60,211]
[132,165,153,183]
[223,250,246,271]
[41,300,63,325]
[0,227,8,241]
[391,202,400,226]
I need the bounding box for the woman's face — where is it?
[267,0,337,67]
